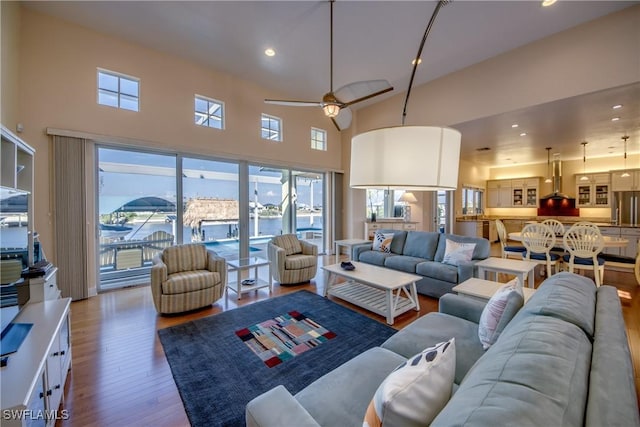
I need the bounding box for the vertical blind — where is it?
[53,135,88,300]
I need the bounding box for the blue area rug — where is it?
[158,290,397,427]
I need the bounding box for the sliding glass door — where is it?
[97,147,177,290]
[293,171,324,251]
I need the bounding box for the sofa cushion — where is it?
[442,239,476,266]
[432,315,593,427]
[434,234,489,263]
[416,261,457,284]
[372,231,394,253]
[284,254,316,270]
[520,272,596,338]
[364,339,455,427]
[359,250,396,267]
[162,270,219,294]
[295,347,406,427]
[382,313,484,385]
[384,255,426,274]
[272,234,302,256]
[478,279,524,349]
[402,231,440,260]
[162,244,207,275]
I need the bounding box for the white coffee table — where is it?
[333,238,370,263]
[453,277,536,303]
[475,257,538,288]
[226,256,272,300]
[322,261,421,325]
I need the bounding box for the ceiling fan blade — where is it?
[264,99,322,107]
[331,107,352,131]
[335,80,393,105]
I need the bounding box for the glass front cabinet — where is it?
[575,173,610,207]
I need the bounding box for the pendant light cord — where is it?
[401,0,449,125]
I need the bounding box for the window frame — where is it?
[310,127,327,151]
[194,94,225,130]
[461,185,484,215]
[97,68,140,112]
[261,114,283,142]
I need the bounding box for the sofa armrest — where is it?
[456,260,478,283]
[352,242,373,260]
[300,240,318,256]
[246,385,320,427]
[206,251,227,287]
[439,293,485,324]
[150,255,168,310]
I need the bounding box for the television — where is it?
[0,278,32,357]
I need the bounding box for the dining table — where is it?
[507,232,629,248]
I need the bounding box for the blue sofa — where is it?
[246,273,640,427]
[352,230,490,298]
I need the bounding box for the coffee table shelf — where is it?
[329,281,417,322]
[226,257,272,300]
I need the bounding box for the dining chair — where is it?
[521,223,561,277]
[495,219,526,259]
[541,219,567,254]
[562,224,605,287]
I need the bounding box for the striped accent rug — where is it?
[236,311,336,367]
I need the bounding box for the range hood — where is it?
[538,157,580,216]
[541,157,570,200]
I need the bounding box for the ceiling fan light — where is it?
[322,103,340,118]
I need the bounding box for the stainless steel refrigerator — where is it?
[612,191,640,226]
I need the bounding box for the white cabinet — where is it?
[487,178,540,208]
[611,169,640,191]
[575,173,610,207]
[364,221,419,240]
[28,267,60,303]
[511,178,540,207]
[620,227,640,258]
[1,299,72,427]
[487,180,512,208]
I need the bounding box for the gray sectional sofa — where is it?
[352,230,490,298]
[246,272,639,427]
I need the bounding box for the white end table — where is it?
[334,239,370,263]
[226,257,272,300]
[475,257,538,288]
[453,277,536,303]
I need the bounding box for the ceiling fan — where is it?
[264,0,393,131]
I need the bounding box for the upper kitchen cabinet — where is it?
[575,173,610,207]
[611,169,640,191]
[486,180,511,208]
[487,177,540,208]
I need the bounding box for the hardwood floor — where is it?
[58,247,639,426]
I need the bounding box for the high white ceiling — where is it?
[23,1,640,167]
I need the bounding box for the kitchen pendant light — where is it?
[621,135,630,178]
[544,147,552,183]
[580,141,589,181]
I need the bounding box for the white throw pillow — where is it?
[372,231,394,253]
[363,339,456,427]
[442,239,476,266]
[478,279,524,350]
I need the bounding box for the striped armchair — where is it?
[268,234,318,285]
[151,243,226,314]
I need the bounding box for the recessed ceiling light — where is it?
[611,117,620,122]
[505,158,512,161]
[520,132,527,137]
[541,0,557,6]
[264,48,276,57]
[511,124,519,128]
[612,104,623,109]
[411,58,422,65]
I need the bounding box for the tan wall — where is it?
[14,8,343,259]
[1,2,21,128]
[345,6,639,234]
